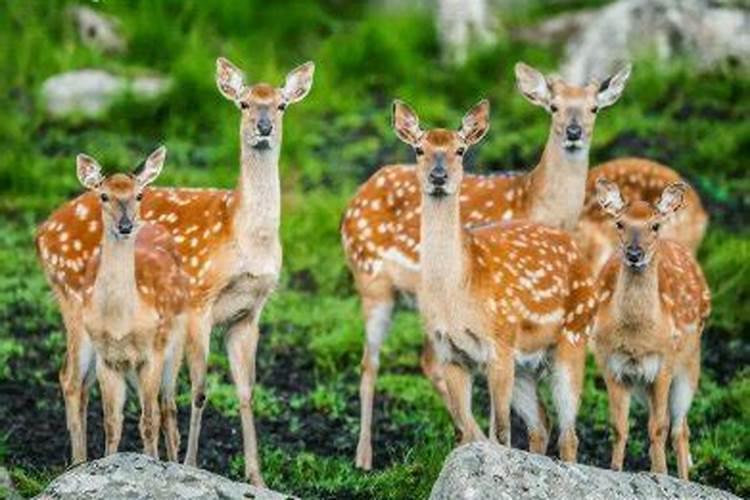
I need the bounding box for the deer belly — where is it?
[88,326,152,371]
[433,327,491,369]
[212,272,278,326]
[606,351,662,386]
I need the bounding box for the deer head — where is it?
[392,99,490,198]
[596,178,687,272]
[515,62,631,156]
[216,57,314,151]
[77,146,167,240]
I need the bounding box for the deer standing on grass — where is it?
[392,99,597,461]
[34,57,314,485]
[592,179,710,480]
[74,147,187,458]
[343,61,630,470]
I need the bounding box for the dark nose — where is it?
[625,245,644,264]
[257,117,273,137]
[429,166,448,186]
[118,217,133,235]
[566,123,583,141]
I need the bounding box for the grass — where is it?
[0,1,748,498]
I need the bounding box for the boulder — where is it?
[34,453,295,500]
[41,70,171,118]
[430,442,740,500]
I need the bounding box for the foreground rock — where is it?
[431,442,739,500]
[35,453,295,500]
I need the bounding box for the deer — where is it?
[34,57,314,486]
[578,157,708,273]
[591,178,711,480]
[343,61,631,470]
[72,147,188,459]
[391,99,597,462]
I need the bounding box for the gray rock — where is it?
[430,442,740,500]
[67,5,126,54]
[34,453,295,500]
[41,70,171,118]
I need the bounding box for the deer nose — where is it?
[625,245,644,264]
[257,117,273,137]
[117,217,133,235]
[429,164,448,186]
[566,123,583,141]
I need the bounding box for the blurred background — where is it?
[0,0,747,498]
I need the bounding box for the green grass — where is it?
[0,1,748,498]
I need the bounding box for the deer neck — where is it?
[612,252,661,330]
[419,192,468,305]
[234,121,282,240]
[526,131,589,230]
[92,227,138,322]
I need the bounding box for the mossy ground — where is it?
[0,1,747,498]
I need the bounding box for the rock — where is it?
[67,6,126,54]
[0,466,21,500]
[34,453,295,500]
[430,442,740,500]
[41,70,171,118]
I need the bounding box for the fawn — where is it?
[393,99,597,461]
[592,178,711,480]
[34,57,314,485]
[75,147,188,459]
[344,61,630,469]
[579,158,708,272]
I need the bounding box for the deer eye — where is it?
[277,103,286,111]
[456,147,465,156]
[615,221,624,230]
[651,222,660,232]
[136,193,143,202]
[549,104,559,113]
[415,147,424,156]
[240,102,250,110]
[591,106,599,114]
[100,193,109,202]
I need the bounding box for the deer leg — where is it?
[487,347,514,447]
[161,323,186,462]
[59,320,95,464]
[420,337,450,406]
[137,354,164,459]
[226,315,264,487]
[551,340,585,462]
[670,362,699,480]
[604,372,631,471]
[511,372,549,455]
[184,311,212,468]
[355,276,394,471]
[96,359,126,456]
[444,361,484,444]
[648,369,672,475]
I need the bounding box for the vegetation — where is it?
[0,1,747,498]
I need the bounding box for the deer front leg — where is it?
[487,347,514,447]
[511,372,549,455]
[647,369,672,475]
[444,361,484,444]
[551,339,585,462]
[226,315,264,487]
[137,354,164,459]
[604,372,631,471]
[160,324,186,462]
[184,310,212,468]
[96,359,126,456]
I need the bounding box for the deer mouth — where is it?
[563,139,585,152]
[252,138,272,150]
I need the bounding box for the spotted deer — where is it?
[392,99,597,461]
[591,179,710,480]
[343,61,630,469]
[578,157,708,272]
[34,57,314,485]
[71,148,188,459]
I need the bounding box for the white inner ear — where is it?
[597,183,624,214]
[656,188,682,215]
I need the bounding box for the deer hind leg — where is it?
[137,354,165,459]
[445,361,485,444]
[647,369,672,475]
[511,372,549,455]
[226,315,264,487]
[604,372,631,471]
[59,309,95,464]
[355,274,394,471]
[420,337,450,406]
[184,311,212,468]
[160,323,186,462]
[96,359,126,456]
[551,340,585,462]
[670,362,699,480]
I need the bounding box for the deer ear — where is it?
[136,146,167,187]
[655,181,687,216]
[76,154,104,190]
[596,63,631,109]
[459,99,490,146]
[216,57,245,102]
[282,61,315,104]
[515,62,552,109]
[392,100,423,146]
[596,178,625,216]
